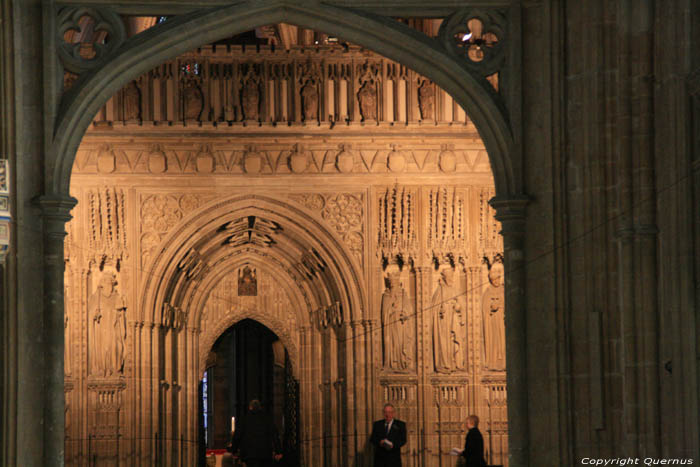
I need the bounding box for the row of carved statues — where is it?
[94,51,467,125]
[70,259,504,379]
[381,260,505,374]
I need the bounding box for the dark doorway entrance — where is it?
[200,319,299,466]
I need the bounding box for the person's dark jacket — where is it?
[230,410,280,462]
[370,418,407,467]
[461,427,487,467]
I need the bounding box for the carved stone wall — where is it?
[90,45,472,127]
[64,46,505,467]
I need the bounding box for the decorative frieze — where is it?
[73,143,490,176]
[89,46,471,127]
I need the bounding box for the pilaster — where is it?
[35,194,77,467]
[489,194,529,467]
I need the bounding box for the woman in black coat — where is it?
[461,415,487,467]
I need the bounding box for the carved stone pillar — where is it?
[35,194,77,466]
[489,195,529,467]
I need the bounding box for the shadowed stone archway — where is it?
[36,2,530,466]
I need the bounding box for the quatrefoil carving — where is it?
[57,7,126,74]
[439,9,506,77]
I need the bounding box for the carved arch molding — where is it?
[53,2,528,466]
[48,0,521,199]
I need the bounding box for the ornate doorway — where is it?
[203,319,300,465]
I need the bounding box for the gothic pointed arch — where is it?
[49,1,518,199]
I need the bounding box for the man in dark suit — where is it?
[461,415,487,467]
[230,399,282,467]
[370,403,407,467]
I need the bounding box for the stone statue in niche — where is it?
[123,80,141,121]
[183,81,203,120]
[301,81,319,121]
[431,268,466,373]
[381,272,414,371]
[89,270,127,377]
[482,258,506,371]
[241,79,260,121]
[418,80,435,120]
[238,266,257,296]
[358,81,377,121]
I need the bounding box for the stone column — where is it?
[691,74,700,459]
[616,0,660,456]
[35,194,77,466]
[490,195,529,467]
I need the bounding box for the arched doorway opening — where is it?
[202,319,299,466]
[59,12,517,467]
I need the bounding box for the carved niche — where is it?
[431,267,466,373]
[89,270,127,377]
[298,61,321,122]
[180,62,204,120]
[482,256,505,371]
[123,80,142,121]
[418,79,435,121]
[238,265,258,296]
[381,270,415,372]
[240,65,261,121]
[357,62,379,121]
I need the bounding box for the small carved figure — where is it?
[431,268,466,373]
[238,266,257,296]
[381,272,414,371]
[418,81,435,120]
[242,79,260,121]
[89,271,127,377]
[301,81,319,121]
[482,260,506,370]
[183,81,203,120]
[123,80,141,120]
[358,81,377,121]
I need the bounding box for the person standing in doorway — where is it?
[370,403,407,467]
[230,399,283,467]
[461,415,487,467]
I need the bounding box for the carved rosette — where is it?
[140,193,211,269]
[289,193,365,266]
